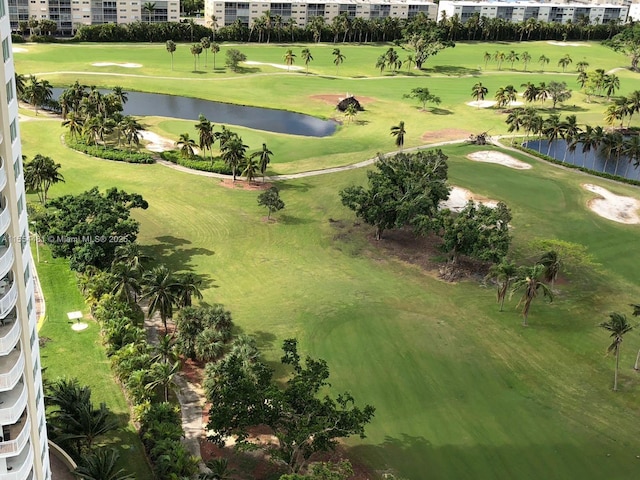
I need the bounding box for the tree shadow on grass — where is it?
[234,66,260,74]
[142,235,215,273]
[275,182,313,193]
[277,214,312,225]
[426,65,481,76]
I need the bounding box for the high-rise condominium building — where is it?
[0,1,51,479]
[204,0,438,28]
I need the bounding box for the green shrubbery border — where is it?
[160,150,233,175]
[66,134,155,164]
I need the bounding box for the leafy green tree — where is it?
[165,40,176,70]
[204,339,375,473]
[211,42,220,69]
[142,265,179,334]
[73,448,134,480]
[175,305,233,361]
[340,150,450,240]
[301,47,313,75]
[258,186,285,219]
[547,81,572,109]
[225,48,247,72]
[40,187,147,271]
[485,259,518,312]
[390,120,406,149]
[439,201,512,264]
[510,264,553,326]
[606,24,640,71]
[405,31,454,69]
[403,87,441,111]
[599,312,633,391]
[24,154,65,205]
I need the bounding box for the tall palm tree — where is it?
[195,114,214,162]
[190,43,203,71]
[14,72,25,98]
[283,48,296,72]
[390,121,406,149]
[622,135,640,178]
[73,448,134,480]
[165,40,176,70]
[485,259,517,312]
[221,135,248,181]
[332,48,345,75]
[543,113,563,156]
[24,154,65,204]
[471,82,489,107]
[122,116,142,150]
[142,2,156,23]
[176,133,197,159]
[510,264,553,326]
[521,51,531,71]
[520,82,539,104]
[249,142,273,182]
[211,42,220,70]
[576,60,589,72]
[538,250,561,289]
[62,112,84,140]
[599,312,633,391]
[113,242,152,272]
[506,50,519,70]
[174,272,203,308]
[561,114,581,162]
[142,265,178,334]
[241,157,259,182]
[494,86,508,109]
[110,262,141,305]
[493,50,505,70]
[538,54,549,71]
[301,48,313,75]
[200,37,211,67]
[603,74,620,100]
[558,54,572,73]
[483,51,492,69]
[146,361,181,402]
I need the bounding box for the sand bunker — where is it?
[12,47,27,53]
[466,100,523,109]
[140,130,189,153]
[467,151,532,170]
[244,60,304,71]
[440,186,498,212]
[92,62,142,68]
[583,184,640,224]
[547,41,589,47]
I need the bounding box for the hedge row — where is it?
[66,135,155,164]
[160,150,232,175]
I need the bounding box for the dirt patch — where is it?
[467,151,532,170]
[310,94,376,106]
[422,129,474,143]
[219,179,272,191]
[583,184,640,224]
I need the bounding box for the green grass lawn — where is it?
[16,40,640,479]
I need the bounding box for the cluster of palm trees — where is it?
[506,108,640,177]
[23,154,64,205]
[603,90,640,128]
[18,74,53,115]
[282,47,314,73]
[482,51,576,72]
[576,67,621,101]
[59,82,144,150]
[486,251,559,326]
[375,47,415,74]
[177,114,273,182]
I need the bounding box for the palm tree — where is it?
[24,154,65,204]
[142,265,178,334]
[146,361,181,402]
[576,60,589,72]
[599,312,633,391]
[62,112,84,140]
[211,42,220,70]
[190,43,203,71]
[494,86,509,109]
[110,262,141,305]
[510,264,553,326]
[521,51,531,71]
[521,82,539,104]
[14,72,25,98]
[485,259,517,312]
[165,40,176,70]
[174,272,204,308]
[543,113,563,156]
[506,50,519,70]
[73,449,134,480]
[622,135,640,178]
[538,250,561,289]
[390,121,406,149]
[113,242,152,272]
[577,70,588,89]
[558,54,572,73]
[375,54,386,75]
[195,114,214,162]
[283,49,296,71]
[538,54,549,71]
[200,37,211,67]
[221,135,248,181]
[122,116,142,150]
[561,115,581,162]
[301,48,313,75]
[332,48,345,75]
[176,133,197,159]
[483,51,492,69]
[404,54,415,72]
[471,82,488,107]
[249,142,273,182]
[493,50,505,70]
[143,2,155,23]
[241,157,259,182]
[603,73,620,100]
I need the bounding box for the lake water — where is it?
[525,138,640,181]
[53,89,337,137]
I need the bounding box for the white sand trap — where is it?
[467,151,532,170]
[92,62,142,68]
[244,60,304,71]
[440,186,498,212]
[583,184,640,224]
[546,41,589,47]
[467,100,496,108]
[12,47,27,53]
[140,130,189,153]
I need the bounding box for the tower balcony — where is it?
[0,159,6,193]
[4,440,33,480]
[0,380,27,425]
[0,308,19,356]
[0,275,17,320]
[0,349,24,392]
[0,414,30,458]
[0,235,14,281]
[0,199,9,237]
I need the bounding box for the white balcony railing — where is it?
[0,317,20,356]
[0,381,27,425]
[0,245,14,282]
[0,417,31,458]
[0,282,18,319]
[0,163,6,193]
[0,205,9,237]
[5,440,33,480]
[0,351,24,391]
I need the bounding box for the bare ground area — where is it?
[421,128,474,143]
[467,150,532,170]
[219,179,272,191]
[309,94,376,106]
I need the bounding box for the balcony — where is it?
[0,381,27,425]
[0,160,6,193]
[4,441,33,480]
[0,237,14,280]
[0,350,24,391]
[0,200,9,237]
[0,414,30,458]
[0,310,19,355]
[0,279,17,319]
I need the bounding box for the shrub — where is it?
[66,134,155,164]
[159,151,232,174]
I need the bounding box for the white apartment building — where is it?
[438,1,629,24]
[205,0,438,28]
[629,1,640,20]
[0,1,51,478]
[7,0,180,35]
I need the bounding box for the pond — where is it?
[52,89,337,137]
[525,138,640,182]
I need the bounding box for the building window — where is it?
[0,0,5,19]
[27,297,33,317]
[9,119,17,143]
[2,37,10,63]
[13,156,21,178]
[6,79,13,104]
[17,194,24,215]
[21,229,27,251]
[30,328,36,348]
[24,264,31,285]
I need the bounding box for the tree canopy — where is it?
[39,187,148,271]
[606,24,640,71]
